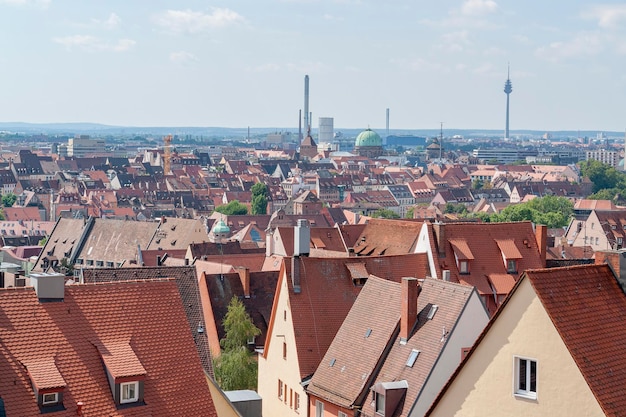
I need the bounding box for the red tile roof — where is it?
[449,239,474,260]
[495,239,523,259]
[272,253,430,380]
[22,358,67,391]
[95,341,147,379]
[0,280,217,416]
[527,264,626,417]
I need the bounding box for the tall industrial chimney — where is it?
[304,75,310,130]
[385,108,390,145]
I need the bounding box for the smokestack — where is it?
[304,75,310,130]
[400,277,419,343]
[386,108,390,145]
[299,109,303,141]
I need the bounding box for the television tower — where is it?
[504,64,512,139]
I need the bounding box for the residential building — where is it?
[0,273,217,416]
[307,276,489,417]
[426,263,626,417]
[586,148,619,168]
[67,136,106,157]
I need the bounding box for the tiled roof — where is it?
[278,253,430,379]
[495,239,523,259]
[95,341,147,379]
[80,266,214,377]
[307,276,401,407]
[526,264,626,416]
[22,358,67,390]
[487,273,516,294]
[353,219,422,256]
[0,280,217,416]
[449,239,474,260]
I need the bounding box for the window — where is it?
[247,335,256,345]
[406,349,420,367]
[284,384,288,403]
[294,393,300,412]
[507,259,517,273]
[427,305,438,320]
[278,379,283,399]
[289,388,293,408]
[120,381,139,404]
[459,260,469,274]
[42,392,59,405]
[375,392,385,415]
[339,412,348,417]
[283,341,287,360]
[315,400,324,417]
[596,237,599,245]
[514,357,537,399]
[86,259,94,266]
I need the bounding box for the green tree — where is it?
[251,182,269,215]
[371,208,400,219]
[405,207,415,219]
[471,178,484,190]
[215,200,248,215]
[579,159,623,193]
[487,195,573,228]
[213,297,261,391]
[2,193,16,208]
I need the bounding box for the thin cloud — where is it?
[535,32,605,62]
[153,8,245,33]
[461,0,498,16]
[91,13,121,30]
[170,51,199,64]
[53,35,135,52]
[582,5,626,29]
[0,0,50,8]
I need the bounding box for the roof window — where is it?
[406,349,420,367]
[427,305,438,320]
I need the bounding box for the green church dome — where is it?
[355,128,382,147]
[212,219,230,235]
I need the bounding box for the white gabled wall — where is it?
[258,270,307,417]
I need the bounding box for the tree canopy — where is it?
[371,208,400,219]
[213,297,261,391]
[2,193,16,208]
[251,183,268,215]
[215,200,248,216]
[488,195,573,228]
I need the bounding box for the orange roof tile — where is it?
[495,239,523,259]
[487,273,516,294]
[449,239,475,260]
[95,341,147,380]
[0,280,217,416]
[22,358,67,391]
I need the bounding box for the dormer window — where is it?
[95,341,146,407]
[375,392,385,415]
[459,260,469,274]
[22,357,66,412]
[496,239,522,275]
[507,259,517,273]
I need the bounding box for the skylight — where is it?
[330,358,336,367]
[406,349,420,367]
[365,328,372,338]
[427,305,439,320]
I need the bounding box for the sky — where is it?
[1,0,626,132]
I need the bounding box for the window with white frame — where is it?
[339,411,348,417]
[514,357,537,399]
[42,392,59,405]
[120,381,139,404]
[315,400,324,417]
[375,392,385,415]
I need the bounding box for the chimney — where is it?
[237,266,251,298]
[294,219,310,257]
[400,277,419,344]
[535,224,547,267]
[291,256,301,294]
[30,272,65,302]
[433,222,446,257]
[596,250,626,293]
[266,229,273,257]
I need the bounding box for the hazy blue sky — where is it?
[1,0,626,131]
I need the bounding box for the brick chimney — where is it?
[237,266,251,298]
[535,224,547,267]
[400,277,419,343]
[596,250,626,294]
[433,223,446,257]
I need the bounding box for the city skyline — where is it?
[1,0,626,131]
